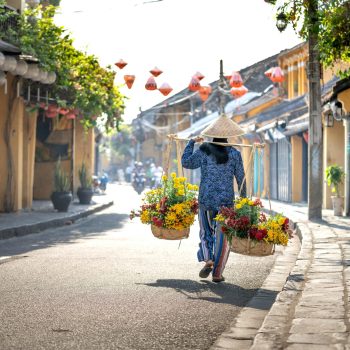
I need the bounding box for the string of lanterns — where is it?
[115,58,285,103]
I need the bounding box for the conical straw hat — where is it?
[201,114,245,138]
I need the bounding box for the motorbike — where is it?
[133,172,146,194]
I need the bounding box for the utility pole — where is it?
[307,0,323,219]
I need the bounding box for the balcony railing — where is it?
[0,5,20,49]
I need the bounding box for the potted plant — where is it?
[77,162,93,204]
[51,157,72,212]
[325,164,345,216]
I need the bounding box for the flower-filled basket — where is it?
[130,172,199,240]
[215,197,291,257]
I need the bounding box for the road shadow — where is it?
[138,279,277,310]
[0,212,129,257]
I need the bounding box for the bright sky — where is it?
[54,0,301,124]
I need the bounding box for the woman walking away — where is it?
[181,135,246,283]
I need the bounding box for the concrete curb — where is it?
[0,201,114,240]
[211,215,303,350]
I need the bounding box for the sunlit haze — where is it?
[55,0,302,124]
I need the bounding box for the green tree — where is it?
[19,5,126,130]
[267,0,350,76]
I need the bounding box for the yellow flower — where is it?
[140,210,151,224]
[192,185,199,191]
[215,214,225,222]
[249,200,254,206]
[278,217,285,225]
[236,204,242,209]
[162,175,167,181]
[178,189,185,196]
[171,172,176,179]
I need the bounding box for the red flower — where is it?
[152,217,163,227]
[282,218,290,231]
[255,229,267,241]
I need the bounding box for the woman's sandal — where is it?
[199,265,213,278]
[212,276,225,283]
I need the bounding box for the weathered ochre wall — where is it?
[33,159,71,200]
[0,82,8,211]
[22,110,37,208]
[262,144,270,199]
[323,120,345,209]
[73,121,95,193]
[291,135,302,202]
[6,0,24,11]
[11,98,24,211]
[0,73,28,212]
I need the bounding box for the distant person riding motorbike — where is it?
[132,162,146,194]
[99,172,109,193]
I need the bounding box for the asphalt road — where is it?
[0,184,279,350]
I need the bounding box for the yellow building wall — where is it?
[0,75,29,212]
[73,121,95,193]
[22,108,37,209]
[291,136,302,202]
[0,83,8,211]
[33,159,71,200]
[6,0,24,11]
[323,120,345,209]
[262,144,270,199]
[33,116,73,200]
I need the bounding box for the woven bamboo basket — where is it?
[230,236,274,256]
[151,225,190,240]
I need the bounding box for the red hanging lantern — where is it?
[58,107,69,116]
[66,111,76,120]
[158,82,173,96]
[124,75,135,89]
[194,71,205,81]
[229,71,243,88]
[264,67,274,79]
[188,76,201,91]
[145,76,157,90]
[150,66,163,77]
[270,67,284,83]
[230,85,248,98]
[115,59,128,69]
[198,86,212,101]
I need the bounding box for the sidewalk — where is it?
[212,200,350,349]
[0,192,114,240]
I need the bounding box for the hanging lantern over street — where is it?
[158,82,173,96]
[150,66,163,77]
[270,66,284,83]
[188,76,201,91]
[145,76,157,90]
[230,85,248,98]
[58,107,69,115]
[65,111,76,119]
[115,59,128,69]
[198,86,212,101]
[124,75,135,89]
[45,104,58,118]
[194,71,205,81]
[264,67,274,79]
[229,71,243,88]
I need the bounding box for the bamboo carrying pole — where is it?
[167,134,265,149]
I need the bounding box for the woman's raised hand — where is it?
[192,136,204,143]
